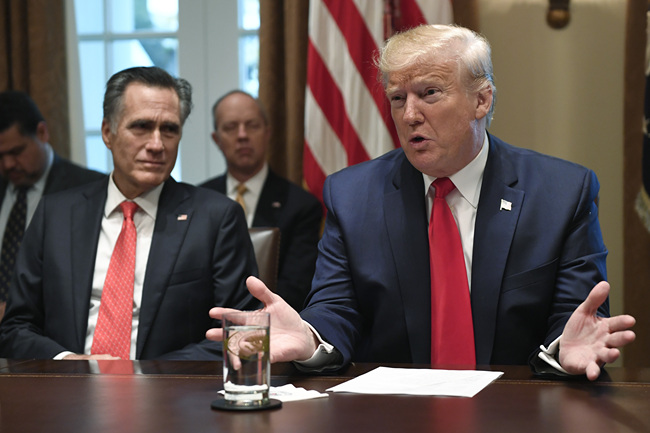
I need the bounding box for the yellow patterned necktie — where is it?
[235,183,248,216]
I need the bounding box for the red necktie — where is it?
[429,177,475,365]
[91,201,139,359]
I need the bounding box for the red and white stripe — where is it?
[304,0,453,202]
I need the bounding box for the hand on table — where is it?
[559,281,636,380]
[63,354,122,360]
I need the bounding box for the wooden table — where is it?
[1,359,650,433]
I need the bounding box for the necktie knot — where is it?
[120,201,139,220]
[236,183,248,195]
[432,177,456,199]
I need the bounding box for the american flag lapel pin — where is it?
[177,214,188,221]
[500,199,512,211]
[271,201,281,208]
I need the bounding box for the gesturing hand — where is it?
[559,281,636,380]
[206,276,319,363]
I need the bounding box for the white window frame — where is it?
[65,0,254,184]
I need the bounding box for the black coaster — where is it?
[211,396,282,411]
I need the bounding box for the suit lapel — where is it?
[252,170,284,227]
[70,179,108,350]
[384,153,431,363]
[471,136,523,364]
[136,179,192,357]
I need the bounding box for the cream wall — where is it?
[479,0,626,322]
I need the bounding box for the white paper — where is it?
[269,384,329,402]
[326,367,503,398]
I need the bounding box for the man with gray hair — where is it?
[207,24,636,380]
[0,66,259,360]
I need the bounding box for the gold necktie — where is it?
[235,183,248,216]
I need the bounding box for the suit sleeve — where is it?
[529,168,608,370]
[299,177,363,366]
[0,200,70,358]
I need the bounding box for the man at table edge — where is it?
[206,24,636,380]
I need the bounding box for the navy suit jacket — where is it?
[200,169,322,310]
[300,134,608,366]
[0,177,260,360]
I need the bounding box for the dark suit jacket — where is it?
[200,169,322,311]
[300,134,608,367]
[0,177,260,360]
[0,153,106,206]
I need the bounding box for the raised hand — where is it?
[207,276,318,363]
[559,281,636,380]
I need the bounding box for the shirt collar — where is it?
[227,163,268,197]
[422,132,489,208]
[105,172,164,219]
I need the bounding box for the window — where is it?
[69,0,260,183]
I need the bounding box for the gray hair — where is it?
[103,66,193,132]
[376,24,497,126]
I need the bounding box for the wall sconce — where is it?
[547,0,571,29]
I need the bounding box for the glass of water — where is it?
[222,311,271,407]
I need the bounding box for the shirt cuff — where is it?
[293,321,342,372]
[537,336,570,374]
[54,351,74,360]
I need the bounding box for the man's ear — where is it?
[35,121,49,144]
[101,119,113,150]
[475,86,493,121]
[211,131,225,152]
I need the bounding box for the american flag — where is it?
[303,0,453,203]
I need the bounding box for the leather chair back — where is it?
[248,227,280,292]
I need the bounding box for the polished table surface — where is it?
[1,359,650,433]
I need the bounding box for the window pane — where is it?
[239,0,260,30]
[85,135,112,174]
[75,0,105,35]
[239,35,259,97]
[111,38,178,76]
[79,41,106,132]
[110,0,178,33]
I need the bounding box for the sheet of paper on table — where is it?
[326,367,503,398]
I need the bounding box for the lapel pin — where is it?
[271,201,282,208]
[177,214,188,221]
[500,199,512,211]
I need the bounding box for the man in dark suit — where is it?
[207,24,636,380]
[0,91,105,319]
[0,67,259,360]
[200,90,322,311]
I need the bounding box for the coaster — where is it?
[211,396,282,411]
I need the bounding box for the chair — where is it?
[248,227,281,292]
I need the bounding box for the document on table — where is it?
[326,367,503,398]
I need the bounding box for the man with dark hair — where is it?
[0,91,105,319]
[0,67,259,360]
[200,90,322,311]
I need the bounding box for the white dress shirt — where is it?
[226,163,268,227]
